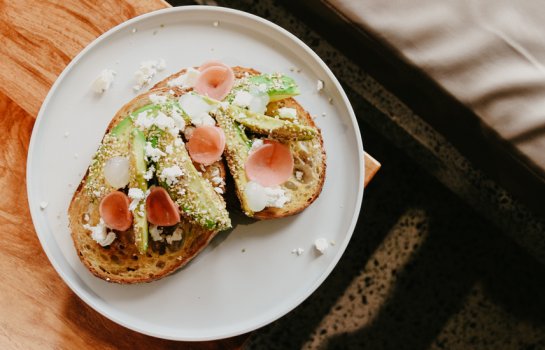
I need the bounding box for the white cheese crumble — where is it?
[149,93,168,105]
[83,219,116,247]
[232,90,253,107]
[160,165,183,186]
[278,107,297,120]
[249,139,264,154]
[134,110,154,129]
[92,69,116,94]
[167,67,201,88]
[314,238,328,254]
[166,228,183,244]
[291,248,304,256]
[39,201,48,210]
[244,181,290,212]
[171,109,186,131]
[133,59,166,91]
[145,142,166,162]
[83,213,90,222]
[165,144,173,154]
[128,188,146,212]
[295,171,303,181]
[316,79,324,92]
[143,164,155,181]
[149,225,164,242]
[178,93,216,126]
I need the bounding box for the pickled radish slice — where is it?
[194,65,235,101]
[186,126,226,165]
[198,60,231,72]
[245,140,294,187]
[103,156,130,189]
[99,191,132,231]
[146,187,180,226]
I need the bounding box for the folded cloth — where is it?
[329,0,545,172]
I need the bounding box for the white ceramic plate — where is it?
[27,6,364,341]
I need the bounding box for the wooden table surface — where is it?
[0,1,380,348]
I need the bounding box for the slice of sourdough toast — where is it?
[153,66,326,220]
[69,87,227,284]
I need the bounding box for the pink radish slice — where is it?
[194,65,235,101]
[198,60,230,72]
[146,187,180,226]
[245,140,294,187]
[187,126,226,165]
[99,191,133,231]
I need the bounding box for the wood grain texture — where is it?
[0,0,379,349]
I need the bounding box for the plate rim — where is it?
[26,5,365,341]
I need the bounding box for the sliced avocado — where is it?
[214,107,255,217]
[227,105,316,141]
[130,129,149,254]
[154,130,231,231]
[85,116,133,199]
[247,74,300,101]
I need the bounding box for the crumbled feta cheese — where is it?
[165,144,173,154]
[134,110,155,129]
[160,165,183,186]
[83,213,90,222]
[316,79,324,92]
[149,93,168,105]
[314,238,328,254]
[154,111,177,132]
[92,69,116,94]
[232,90,253,107]
[295,171,303,181]
[278,107,297,120]
[192,112,215,126]
[39,201,48,210]
[133,59,165,91]
[291,248,304,256]
[149,225,164,242]
[249,139,264,154]
[244,181,290,212]
[174,138,184,147]
[167,67,201,88]
[178,93,216,126]
[166,228,183,244]
[145,142,166,162]
[128,188,145,211]
[143,164,155,181]
[171,109,186,131]
[214,187,224,194]
[83,219,116,246]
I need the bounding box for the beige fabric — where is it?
[328,0,545,170]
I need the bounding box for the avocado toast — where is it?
[69,87,230,283]
[153,66,326,219]
[70,62,326,284]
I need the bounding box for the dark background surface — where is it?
[167,1,545,348]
